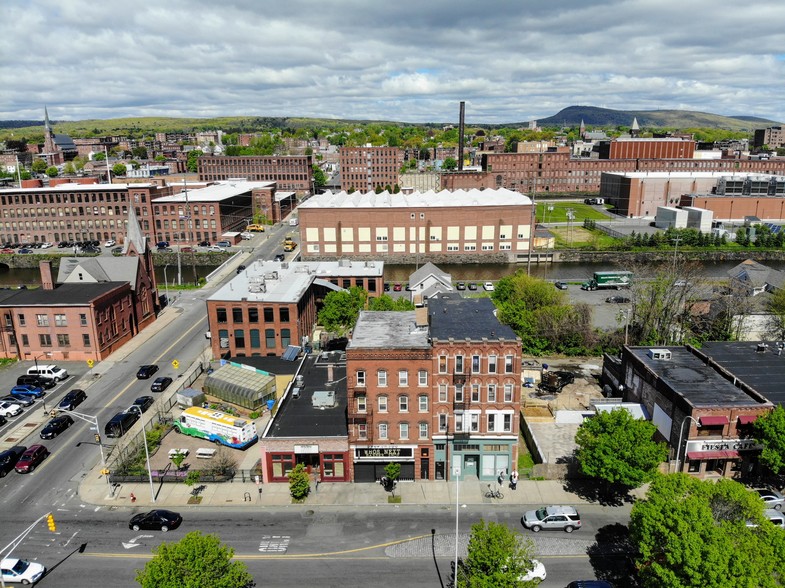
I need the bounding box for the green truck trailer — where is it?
[581,271,633,291]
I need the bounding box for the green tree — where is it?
[113,163,127,176]
[135,531,254,588]
[186,150,203,173]
[45,166,59,177]
[31,159,47,173]
[630,474,785,588]
[442,156,458,170]
[368,294,415,311]
[317,286,367,334]
[575,408,667,489]
[312,164,327,188]
[93,151,106,161]
[132,146,148,159]
[63,162,76,175]
[752,405,785,476]
[288,462,310,500]
[458,520,538,588]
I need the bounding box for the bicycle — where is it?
[485,484,504,499]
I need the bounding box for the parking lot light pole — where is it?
[127,405,155,503]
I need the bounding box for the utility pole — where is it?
[671,235,683,275]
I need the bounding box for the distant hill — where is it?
[532,106,781,131]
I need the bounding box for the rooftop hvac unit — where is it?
[647,348,672,360]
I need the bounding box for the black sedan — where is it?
[605,295,631,304]
[129,509,182,532]
[132,396,154,413]
[136,364,159,379]
[58,389,87,411]
[0,446,26,477]
[151,377,173,393]
[40,415,74,439]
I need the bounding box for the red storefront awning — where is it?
[737,415,758,425]
[699,415,729,426]
[686,450,740,460]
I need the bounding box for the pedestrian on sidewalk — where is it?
[510,469,519,490]
[497,470,505,487]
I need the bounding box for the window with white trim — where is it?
[487,384,497,403]
[399,395,409,412]
[356,370,366,386]
[418,370,428,386]
[464,244,476,251]
[418,395,428,412]
[471,355,480,373]
[471,383,480,403]
[504,383,514,402]
[438,355,447,373]
[378,395,388,413]
[378,423,388,439]
[503,414,512,432]
[488,413,496,431]
[455,355,464,374]
[438,383,448,402]
[455,413,465,432]
[398,369,408,386]
[488,355,497,374]
[504,355,514,373]
[470,414,480,432]
[36,314,49,327]
[356,395,366,413]
[419,422,428,439]
[455,384,464,402]
[399,422,409,440]
[378,370,387,387]
[439,414,448,432]
[358,423,367,439]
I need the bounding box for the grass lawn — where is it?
[548,226,619,249]
[536,202,610,223]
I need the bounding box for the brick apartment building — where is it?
[297,188,533,264]
[753,126,785,150]
[441,147,785,194]
[339,146,404,192]
[197,155,314,195]
[600,171,785,218]
[205,260,384,359]
[346,296,522,483]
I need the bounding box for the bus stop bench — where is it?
[168,449,190,459]
[196,448,217,459]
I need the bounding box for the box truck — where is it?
[581,271,633,291]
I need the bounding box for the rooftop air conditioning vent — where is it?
[647,348,672,360]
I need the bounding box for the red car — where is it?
[0,248,14,254]
[14,444,49,473]
[393,283,402,292]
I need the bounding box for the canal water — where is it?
[2,259,781,288]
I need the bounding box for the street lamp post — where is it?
[453,464,460,585]
[127,405,155,503]
[67,410,111,491]
[674,416,700,474]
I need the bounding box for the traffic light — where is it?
[47,514,56,532]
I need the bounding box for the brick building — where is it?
[339,146,404,192]
[346,296,522,483]
[205,260,384,359]
[197,155,314,195]
[600,171,785,218]
[753,126,785,150]
[297,188,533,264]
[441,149,785,194]
[605,138,696,160]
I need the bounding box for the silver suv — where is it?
[522,505,582,533]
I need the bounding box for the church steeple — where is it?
[43,106,56,153]
[631,117,640,138]
[579,119,586,139]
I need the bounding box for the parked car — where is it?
[156,241,169,249]
[206,245,224,252]
[274,253,285,262]
[198,240,211,247]
[393,283,402,292]
[1,557,46,585]
[468,282,478,291]
[756,488,785,510]
[17,248,33,254]
[132,396,155,413]
[240,232,253,240]
[136,364,159,379]
[14,444,49,473]
[383,283,391,292]
[104,239,116,247]
[0,248,14,254]
[215,240,232,248]
[129,509,182,532]
[1,394,34,407]
[112,246,123,254]
[0,446,26,477]
[40,242,53,249]
[483,281,495,291]
[58,388,87,411]
[521,559,547,582]
[456,282,466,290]
[605,295,631,304]
[40,415,75,439]
[9,385,45,399]
[17,374,56,389]
[554,281,569,290]
[181,246,194,253]
[151,377,173,393]
[0,401,23,417]
[522,505,582,532]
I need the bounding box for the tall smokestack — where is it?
[458,101,465,171]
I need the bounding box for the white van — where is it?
[289,217,299,226]
[27,364,68,382]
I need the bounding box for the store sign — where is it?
[294,444,319,454]
[356,447,414,459]
[686,438,761,453]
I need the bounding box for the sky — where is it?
[2,0,785,125]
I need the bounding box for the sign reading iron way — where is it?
[356,447,414,460]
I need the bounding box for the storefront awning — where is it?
[737,415,758,425]
[699,415,729,426]
[686,450,740,460]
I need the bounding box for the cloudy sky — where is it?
[3,0,784,124]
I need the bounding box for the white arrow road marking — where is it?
[123,534,154,549]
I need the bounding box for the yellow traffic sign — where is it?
[172,360,180,369]
[87,359,94,368]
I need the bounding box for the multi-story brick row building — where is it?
[339,146,404,192]
[197,155,314,195]
[297,188,533,264]
[753,126,785,150]
[345,295,522,482]
[441,148,785,194]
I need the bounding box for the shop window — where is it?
[322,453,345,479]
[271,453,295,479]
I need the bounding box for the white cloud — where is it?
[1,0,784,124]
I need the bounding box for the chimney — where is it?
[458,101,465,171]
[327,364,334,382]
[39,260,55,290]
